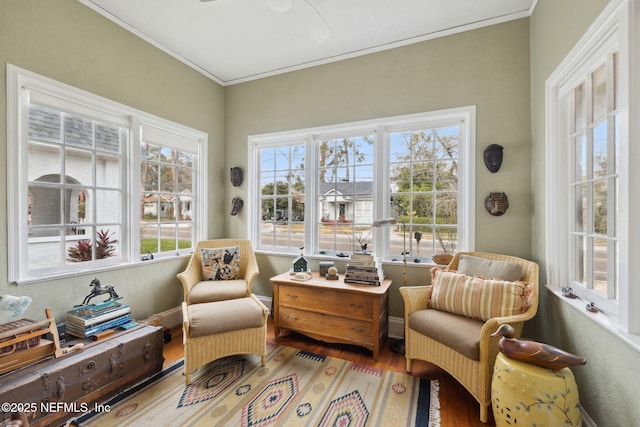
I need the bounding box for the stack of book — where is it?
[66,301,131,339]
[344,253,385,286]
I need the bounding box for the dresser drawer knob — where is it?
[286,293,298,301]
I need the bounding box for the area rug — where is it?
[78,341,440,426]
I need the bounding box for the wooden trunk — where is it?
[0,324,163,427]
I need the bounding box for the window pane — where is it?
[593,122,607,178]
[65,148,94,186]
[28,185,61,226]
[66,188,92,227]
[593,180,607,235]
[177,167,192,193]
[318,136,374,254]
[574,83,586,131]
[141,223,160,253]
[96,152,120,188]
[66,227,95,263]
[592,237,608,296]
[29,105,62,142]
[592,63,607,121]
[29,228,63,269]
[574,135,586,182]
[96,190,121,223]
[435,227,458,255]
[139,141,195,255]
[573,235,586,286]
[65,115,93,148]
[436,160,458,191]
[96,122,120,154]
[389,126,459,261]
[160,164,176,192]
[29,143,62,181]
[574,184,585,232]
[258,144,305,250]
[142,162,159,192]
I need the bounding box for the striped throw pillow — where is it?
[430,268,530,321]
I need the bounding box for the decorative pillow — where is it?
[430,268,530,321]
[201,246,240,281]
[457,255,522,282]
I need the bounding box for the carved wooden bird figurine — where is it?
[491,324,587,370]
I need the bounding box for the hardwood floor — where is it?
[163,318,495,426]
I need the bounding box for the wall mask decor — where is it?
[485,192,509,216]
[230,167,243,187]
[230,197,244,216]
[483,144,504,173]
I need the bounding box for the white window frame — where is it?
[248,107,476,261]
[546,0,640,340]
[6,64,208,284]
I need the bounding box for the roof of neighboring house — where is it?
[143,194,173,203]
[318,182,373,197]
[29,105,120,153]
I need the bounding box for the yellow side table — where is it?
[492,352,581,426]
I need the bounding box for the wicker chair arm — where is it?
[181,301,190,340]
[399,286,433,316]
[176,256,201,298]
[244,253,259,295]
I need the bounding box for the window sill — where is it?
[546,285,640,353]
[15,253,190,285]
[255,249,438,268]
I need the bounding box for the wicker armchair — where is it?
[177,239,259,304]
[399,252,539,423]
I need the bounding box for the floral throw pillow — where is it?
[200,246,240,281]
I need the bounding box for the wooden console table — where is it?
[271,272,391,361]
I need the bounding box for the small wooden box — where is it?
[0,319,55,375]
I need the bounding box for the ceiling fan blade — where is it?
[300,0,332,42]
[265,0,295,13]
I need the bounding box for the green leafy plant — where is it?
[67,229,118,262]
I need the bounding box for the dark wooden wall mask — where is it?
[485,192,509,216]
[230,167,243,187]
[484,144,503,173]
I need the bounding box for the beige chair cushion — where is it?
[187,280,248,304]
[457,254,522,281]
[187,297,265,338]
[408,309,484,360]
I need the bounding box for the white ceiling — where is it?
[80,0,535,86]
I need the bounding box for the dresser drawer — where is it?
[279,306,373,343]
[278,285,373,319]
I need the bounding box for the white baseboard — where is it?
[578,404,597,427]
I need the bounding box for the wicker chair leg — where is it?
[406,358,414,373]
[480,403,489,423]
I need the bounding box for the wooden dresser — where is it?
[271,272,391,361]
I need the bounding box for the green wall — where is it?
[225,19,532,321]
[0,0,225,321]
[530,0,640,425]
[3,1,636,424]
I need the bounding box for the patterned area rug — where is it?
[78,341,440,426]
